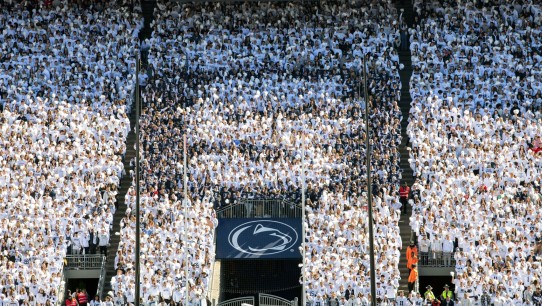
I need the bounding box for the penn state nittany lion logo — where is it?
[228,220,298,256]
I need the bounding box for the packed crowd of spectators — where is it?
[114,0,405,304]
[0,0,140,303]
[408,0,542,304]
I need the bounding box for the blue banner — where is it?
[216,218,302,259]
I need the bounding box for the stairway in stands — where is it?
[139,0,157,42]
[394,0,416,294]
[103,0,156,295]
[103,110,136,295]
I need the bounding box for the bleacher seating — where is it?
[114,0,405,304]
[408,0,542,304]
[0,0,141,303]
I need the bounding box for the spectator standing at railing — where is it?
[399,182,411,215]
[442,236,454,267]
[418,236,429,265]
[71,232,82,255]
[90,229,98,255]
[81,230,91,255]
[98,229,109,257]
[431,237,443,262]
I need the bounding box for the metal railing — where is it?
[56,269,67,306]
[418,252,456,267]
[217,199,302,219]
[176,0,313,3]
[64,255,106,270]
[259,294,297,306]
[217,297,255,306]
[97,256,108,298]
[208,226,219,303]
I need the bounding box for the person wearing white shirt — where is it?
[442,234,455,266]
[35,290,47,306]
[98,230,110,257]
[459,292,474,306]
[172,285,186,306]
[90,295,102,306]
[113,292,124,306]
[431,236,443,260]
[71,232,82,255]
[110,269,124,288]
[81,230,90,255]
[419,235,430,264]
[102,296,114,306]
[395,291,410,306]
[410,292,424,306]
[124,284,135,305]
[160,282,172,304]
[123,0,404,301]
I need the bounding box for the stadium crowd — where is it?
[408,0,542,305]
[0,0,140,304]
[113,0,406,304]
[9,0,542,304]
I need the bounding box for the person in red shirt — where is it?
[66,294,78,306]
[531,135,542,154]
[77,289,88,306]
[399,182,410,215]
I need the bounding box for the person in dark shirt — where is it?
[533,287,542,306]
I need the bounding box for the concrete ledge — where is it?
[65,270,102,279]
[419,267,454,276]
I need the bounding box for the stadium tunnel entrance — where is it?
[418,276,456,300]
[65,278,99,300]
[220,259,301,303]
